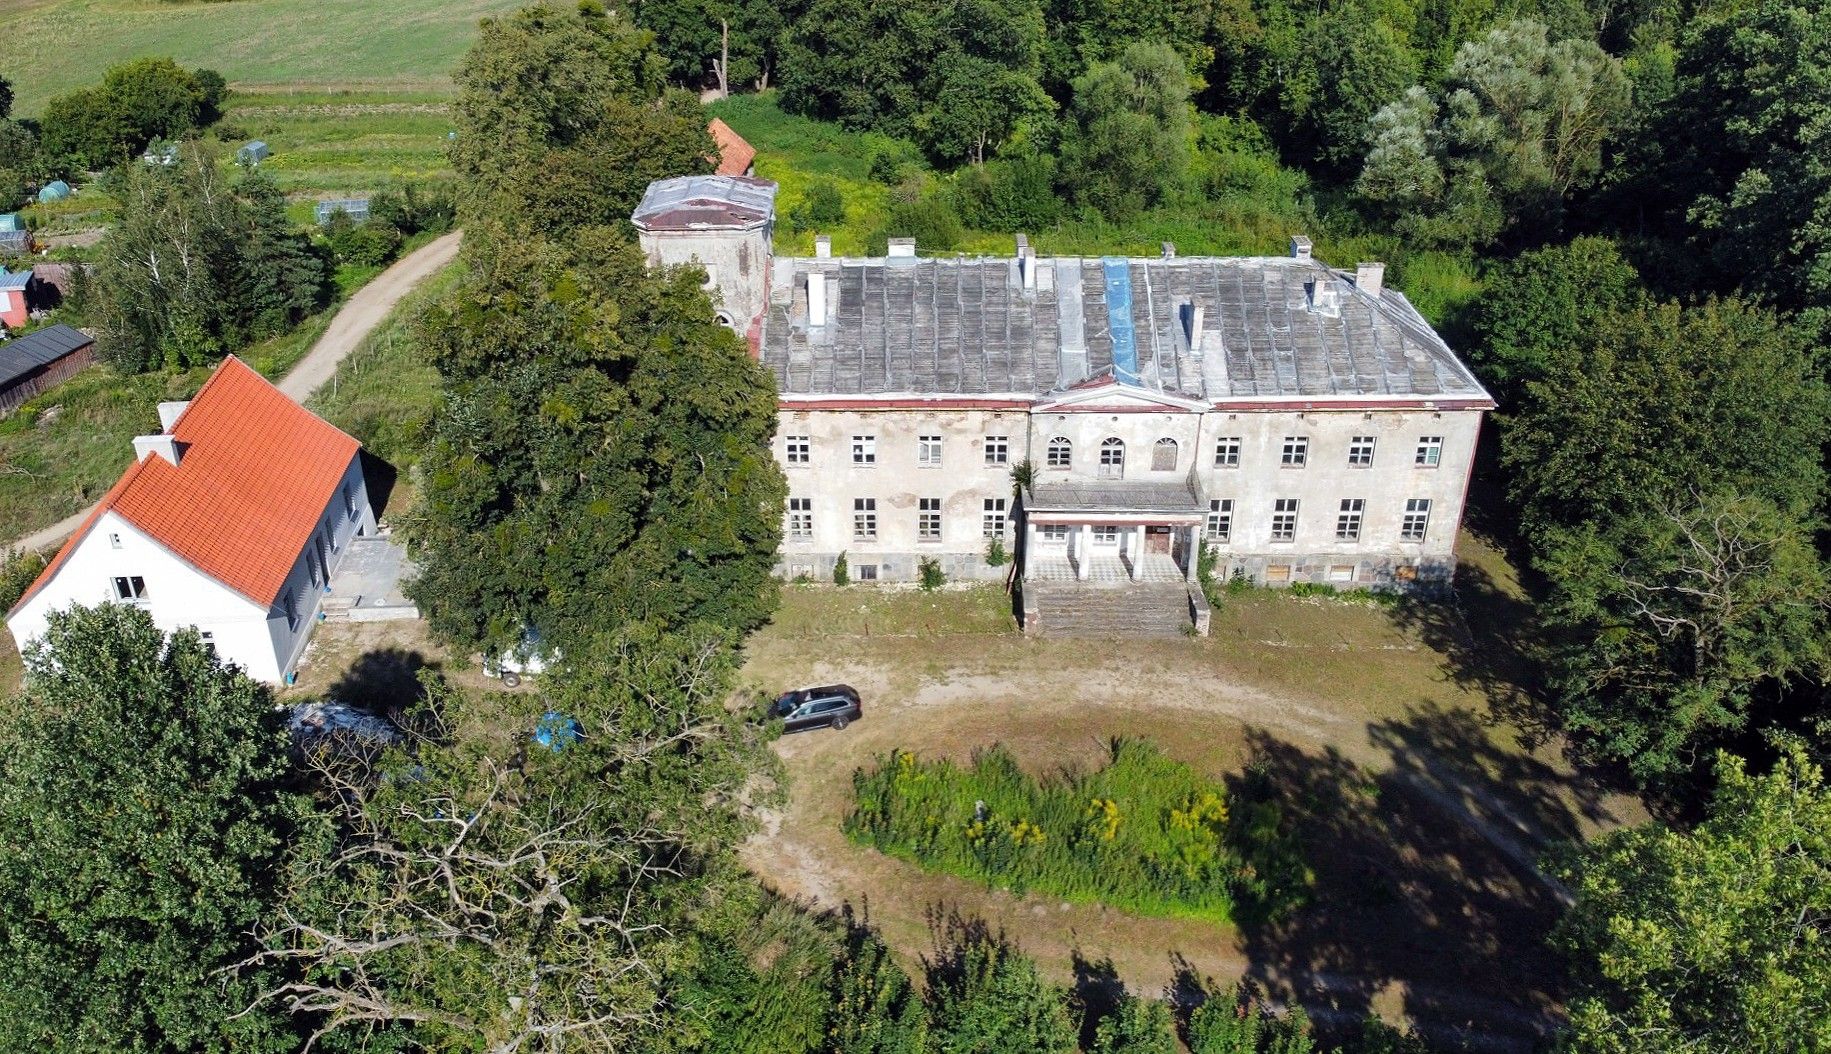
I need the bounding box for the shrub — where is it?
[868,189,963,253]
[0,548,48,612]
[926,930,1076,1054]
[986,535,1009,567]
[1091,995,1177,1054]
[846,740,1310,924]
[833,551,850,587]
[789,180,846,231]
[1286,582,1337,599]
[1185,981,1315,1054]
[918,557,946,591]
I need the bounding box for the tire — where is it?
[830,716,849,731]
[501,671,521,688]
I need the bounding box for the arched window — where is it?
[1152,437,1178,471]
[1099,437,1126,479]
[1046,436,1073,470]
[714,311,735,328]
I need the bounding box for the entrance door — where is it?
[1146,526,1172,554]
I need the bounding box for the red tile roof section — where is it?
[709,118,756,176]
[10,356,360,615]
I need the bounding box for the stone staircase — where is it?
[1023,581,1195,639]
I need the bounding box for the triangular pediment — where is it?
[1034,372,1207,412]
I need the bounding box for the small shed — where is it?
[0,214,20,232]
[315,198,371,226]
[142,142,178,166]
[236,140,270,165]
[36,181,69,204]
[0,323,94,417]
[0,229,29,254]
[29,262,83,310]
[0,270,30,327]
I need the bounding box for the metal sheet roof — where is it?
[631,175,777,231]
[0,324,91,387]
[0,270,32,291]
[1028,478,1205,513]
[758,255,1489,403]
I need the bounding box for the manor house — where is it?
[633,175,1491,626]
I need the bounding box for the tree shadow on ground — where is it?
[328,646,440,721]
[1233,711,1581,1051]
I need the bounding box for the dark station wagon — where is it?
[772,684,863,733]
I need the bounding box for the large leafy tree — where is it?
[39,57,225,170]
[1554,742,1831,1051]
[406,226,785,659]
[0,605,307,1053]
[925,932,1077,1054]
[86,146,330,372]
[1356,20,1630,248]
[1059,41,1194,218]
[1630,0,1831,317]
[1464,236,1644,402]
[449,1,711,229]
[1502,299,1827,541]
[631,0,806,91]
[1541,492,1830,783]
[779,0,1050,165]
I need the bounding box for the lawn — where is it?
[0,0,522,114]
[213,89,459,201]
[739,538,1643,1048]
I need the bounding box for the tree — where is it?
[86,146,329,372]
[1059,41,1194,218]
[1542,492,1830,783]
[1502,299,1828,541]
[0,604,306,1053]
[449,1,709,227]
[1633,0,1831,318]
[1464,236,1643,402]
[1553,742,1831,1051]
[828,930,928,1054]
[1090,994,1177,1054]
[1281,6,1420,177]
[39,57,223,169]
[631,0,807,90]
[406,226,785,659]
[925,931,1077,1054]
[1356,20,1630,248]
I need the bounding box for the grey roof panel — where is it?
[0,324,91,387]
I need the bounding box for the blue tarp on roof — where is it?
[1101,257,1139,384]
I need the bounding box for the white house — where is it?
[6,356,376,683]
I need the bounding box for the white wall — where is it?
[7,452,376,684]
[639,225,773,331]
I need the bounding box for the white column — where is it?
[1023,521,1037,579]
[1131,525,1147,581]
[1076,526,1090,580]
[1185,526,1200,584]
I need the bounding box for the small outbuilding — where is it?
[29,262,84,310]
[0,229,29,254]
[36,181,70,204]
[315,198,371,226]
[236,140,270,165]
[708,118,756,177]
[0,214,20,232]
[0,323,94,417]
[0,270,30,327]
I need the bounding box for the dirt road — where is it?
[7,231,462,556]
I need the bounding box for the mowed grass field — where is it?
[0,0,522,113]
[216,89,458,202]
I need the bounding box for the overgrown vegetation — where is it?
[848,739,1311,924]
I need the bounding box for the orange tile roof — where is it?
[10,356,360,615]
[709,118,756,177]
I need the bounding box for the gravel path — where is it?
[7,231,462,556]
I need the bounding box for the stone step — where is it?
[1025,583,1193,639]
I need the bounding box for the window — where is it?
[1091,525,1120,546]
[984,435,1008,465]
[1265,564,1292,584]
[326,520,339,554]
[1281,436,1309,467]
[344,482,358,519]
[1206,499,1233,542]
[1348,436,1376,467]
[1329,565,1356,583]
[1336,498,1364,541]
[785,435,810,465]
[200,630,216,657]
[1402,498,1432,542]
[855,563,879,582]
[1098,438,1126,479]
[1040,524,1070,543]
[108,532,122,549]
[1214,437,1241,468]
[918,497,942,541]
[918,434,943,467]
[1271,498,1299,542]
[111,575,147,602]
[308,544,321,588]
[1415,435,1443,468]
[282,590,298,631]
[983,498,1007,538]
[852,435,877,465]
[1152,437,1178,471]
[1046,436,1072,470]
[787,498,812,540]
[853,498,878,540]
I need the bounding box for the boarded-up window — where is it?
[1329,564,1355,582]
[1152,438,1178,471]
[1265,564,1291,583]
